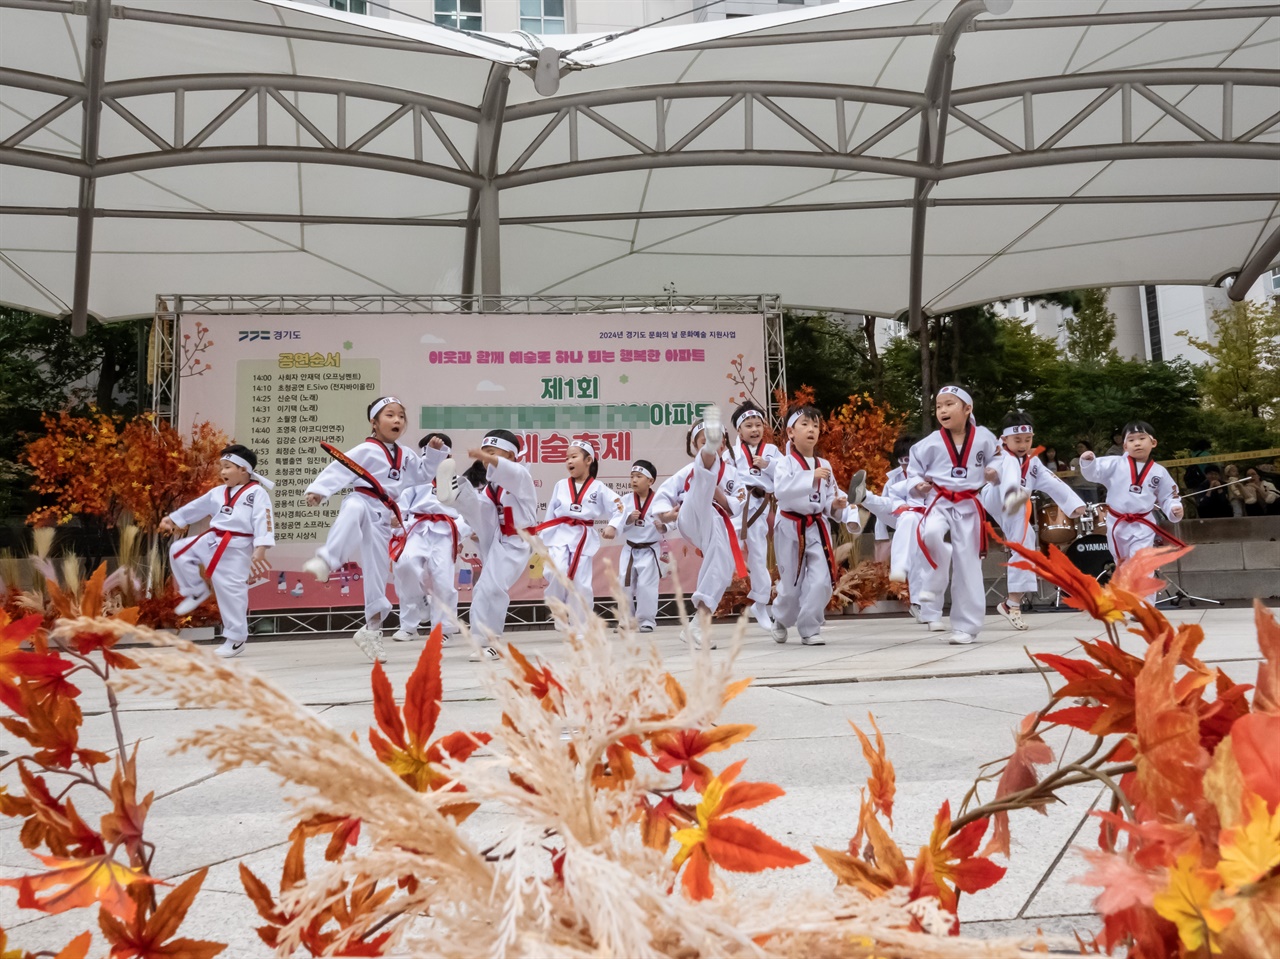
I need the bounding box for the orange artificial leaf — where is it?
[13,764,105,857]
[914,801,1007,913]
[849,713,895,826]
[506,642,564,710]
[1134,634,1210,816]
[55,932,92,959]
[671,766,806,900]
[1,686,108,769]
[1254,600,1280,717]
[368,627,490,795]
[1074,848,1163,918]
[1217,792,1280,892]
[0,852,162,922]
[651,724,756,790]
[1229,712,1280,813]
[1036,647,1139,736]
[1153,853,1234,955]
[99,867,226,959]
[291,813,361,862]
[1106,545,1192,605]
[1005,540,1122,624]
[983,712,1055,858]
[818,801,910,899]
[100,748,154,860]
[0,612,77,717]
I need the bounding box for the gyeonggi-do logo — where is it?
[238,330,303,342]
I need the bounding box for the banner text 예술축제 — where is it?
[176,312,769,611]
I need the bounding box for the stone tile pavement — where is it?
[3,602,1272,953]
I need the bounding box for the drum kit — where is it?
[1035,497,1113,580]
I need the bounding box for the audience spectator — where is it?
[1041,446,1066,472]
[1104,428,1124,457]
[1242,467,1280,516]
[1069,440,1093,472]
[1196,467,1234,519]
[1224,464,1245,517]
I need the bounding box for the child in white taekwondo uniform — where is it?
[392,432,469,643]
[535,438,625,631]
[985,412,1086,630]
[435,428,538,661]
[303,396,422,664]
[724,401,781,631]
[161,445,274,659]
[767,407,852,646]
[908,386,1007,646]
[1079,420,1186,576]
[861,435,930,621]
[653,407,747,650]
[621,459,664,632]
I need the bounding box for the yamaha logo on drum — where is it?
[1079,541,1110,551]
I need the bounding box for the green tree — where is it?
[1062,288,1119,363]
[0,307,142,516]
[1179,300,1280,424]
[782,312,876,412]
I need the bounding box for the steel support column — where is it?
[71,0,109,336]
[908,0,1000,429]
[463,65,511,310]
[1229,221,1280,300]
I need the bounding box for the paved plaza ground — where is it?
[3,602,1273,954]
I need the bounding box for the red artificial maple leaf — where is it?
[98,867,226,959]
[0,852,163,922]
[1254,600,1280,717]
[1229,711,1280,812]
[1004,539,1123,624]
[913,801,1007,914]
[8,763,105,858]
[368,625,490,809]
[1106,545,1193,607]
[0,611,77,716]
[650,724,756,790]
[672,761,807,900]
[1133,633,1210,816]
[983,712,1055,858]
[100,748,154,860]
[849,713,895,826]
[505,643,565,711]
[1,683,109,769]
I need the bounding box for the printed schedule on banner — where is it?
[177,312,768,611]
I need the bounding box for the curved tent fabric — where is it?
[0,0,1277,329]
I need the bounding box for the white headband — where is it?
[786,409,811,429]
[1002,424,1034,437]
[569,439,597,459]
[690,422,707,442]
[937,386,973,407]
[733,408,765,429]
[369,396,404,421]
[630,464,655,479]
[222,453,276,490]
[481,435,520,456]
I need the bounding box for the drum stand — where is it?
[1154,555,1221,608]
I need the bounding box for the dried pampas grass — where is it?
[109,575,1040,959]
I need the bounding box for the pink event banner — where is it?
[175,312,769,611]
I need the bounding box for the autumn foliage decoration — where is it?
[0,563,224,958]
[25,410,227,530]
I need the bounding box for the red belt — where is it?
[531,516,594,578]
[714,503,750,579]
[779,510,839,586]
[893,505,926,515]
[1108,509,1187,560]
[915,487,986,570]
[404,512,461,561]
[173,527,252,577]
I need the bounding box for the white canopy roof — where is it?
[1,0,1277,330]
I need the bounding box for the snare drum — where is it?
[1036,498,1078,546]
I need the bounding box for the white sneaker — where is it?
[686,620,717,651]
[434,460,459,505]
[949,631,976,645]
[174,590,210,617]
[214,639,246,658]
[701,406,724,449]
[846,469,867,506]
[770,622,788,644]
[353,628,386,663]
[391,629,418,642]
[303,557,331,583]
[800,633,826,646]
[909,603,922,623]
[996,601,1028,631]
[889,567,907,583]
[639,623,655,633]
[925,620,946,633]
[468,645,500,662]
[751,602,773,631]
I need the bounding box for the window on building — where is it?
[520,0,565,34]
[436,0,482,31]
[1143,285,1163,361]
[329,0,368,13]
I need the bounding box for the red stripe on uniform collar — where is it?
[1128,455,1155,488]
[223,481,258,508]
[942,424,975,470]
[363,437,403,470]
[569,476,594,506]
